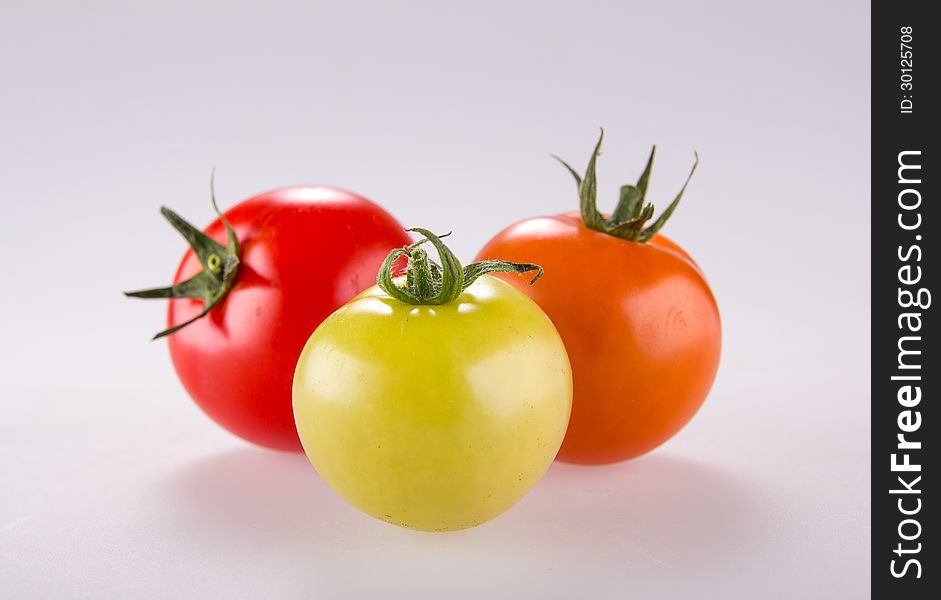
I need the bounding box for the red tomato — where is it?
[131,186,410,451]
[475,133,721,464]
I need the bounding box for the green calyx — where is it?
[377,228,543,305]
[124,173,240,340]
[554,129,700,243]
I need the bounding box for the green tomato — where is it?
[293,275,572,531]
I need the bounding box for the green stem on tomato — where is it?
[555,129,700,243]
[123,171,241,340]
[377,228,543,305]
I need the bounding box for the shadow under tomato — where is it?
[157,446,773,597]
[158,447,349,550]
[476,453,767,567]
[161,447,764,570]
[313,453,773,598]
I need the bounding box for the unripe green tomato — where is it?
[293,275,572,531]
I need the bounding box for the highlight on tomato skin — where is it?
[292,228,573,531]
[126,184,412,451]
[475,131,721,465]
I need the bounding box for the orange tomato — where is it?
[476,133,721,464]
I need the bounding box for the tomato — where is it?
[476,132,721,464]
[127,185,411,451]
[293,230,572,531]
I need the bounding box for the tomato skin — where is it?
[293,276,572,531]
[167,186,411,451]
[476,212,721,464]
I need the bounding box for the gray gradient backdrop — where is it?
[0,1,870,598]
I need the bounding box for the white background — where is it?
[0,1,870,598]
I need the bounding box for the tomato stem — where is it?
[124,171,241,340]
[556,129,699,242]
[377,228,543,305]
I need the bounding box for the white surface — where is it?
[1,1,870,598]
